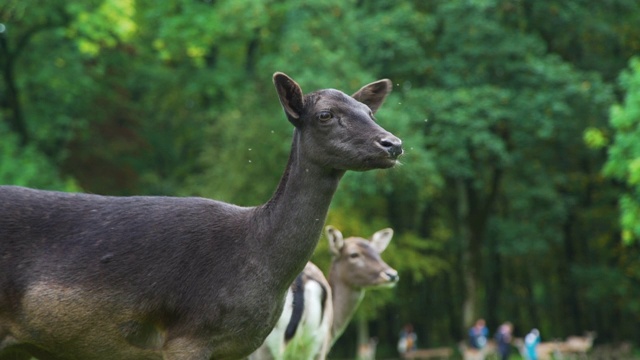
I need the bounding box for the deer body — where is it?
[251,226,398,360]
[558,332,597,358]
[0,73,402,360]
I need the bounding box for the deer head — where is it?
[326,226,399,288]
[273,73,403,173]
[325,226,399,340]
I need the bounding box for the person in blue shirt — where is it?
[524,328,541,360]
[469,319,489,350]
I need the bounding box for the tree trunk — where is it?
[356,315,373,360]
[0,33,28,145]
[457,178,476,330]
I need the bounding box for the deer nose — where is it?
[384,270,400,282]
[379,137,403,159]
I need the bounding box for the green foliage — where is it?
[281,330,318,360]
[68,0,137,56]
[584,127,608,148]
[186,90,291,204]
[0,123,78,191]
[603,57,640,243]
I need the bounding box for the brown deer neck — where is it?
[328,265,365,342]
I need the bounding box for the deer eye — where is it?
[349,253,360,259]
[317,111,333,121]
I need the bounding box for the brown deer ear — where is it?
[352,79,392,114]
[370,228,393,253]
[325,226,344,256]
[273,72,305,125]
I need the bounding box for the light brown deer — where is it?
[0,73,402,360]
[558,332,597,358]
[403,347,453,360]
[251,226,399,360]
[515,332,597,360]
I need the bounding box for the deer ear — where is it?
[352,79,392,114]
[325,226,344,256]
[370,228,393,253]
[273,72,305,125]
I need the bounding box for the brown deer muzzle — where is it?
[381,269,400,285]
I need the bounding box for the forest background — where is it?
[2,0,640,358]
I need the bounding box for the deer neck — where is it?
[328,265,365,342]
[257,131,344,289]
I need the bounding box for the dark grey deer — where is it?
[0,72,402,360]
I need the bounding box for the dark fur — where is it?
[283,272,329,343]
[0,73,401,360]
[284,275,305,341]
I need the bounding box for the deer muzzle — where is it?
[378,136,403,159]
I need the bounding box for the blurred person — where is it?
[466,319,490,360]
[398,323,417,357]
[495,322,513,360]
[469,318,489,350]
[524,328,540,360]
